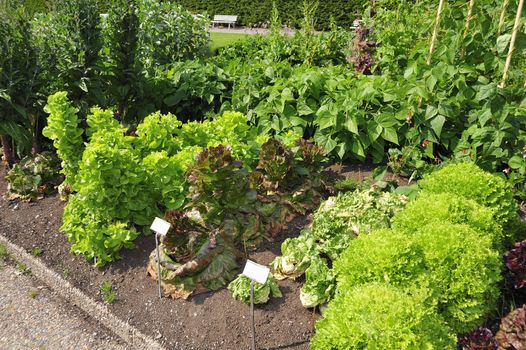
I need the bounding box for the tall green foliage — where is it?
[136,0,210,71]
[0,8,39,160]
[174,0,365,30]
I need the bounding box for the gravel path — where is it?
[0,260,128,350]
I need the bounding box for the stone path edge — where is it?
[0,233,168,350]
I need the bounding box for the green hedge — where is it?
[173,0,365,30]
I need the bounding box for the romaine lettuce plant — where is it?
[299,255,335,308]
[147,210,239,299]
[228,273,282,304]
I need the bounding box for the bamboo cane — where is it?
[419,0,447,108]
[500,0,525,88]
[427,0,447,65]
[498,0,510,36]
[461,0,476,58]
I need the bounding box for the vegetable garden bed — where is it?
[0,163,385,350]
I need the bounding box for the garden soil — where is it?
[0,163,384,350]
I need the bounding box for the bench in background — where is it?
[211,15,238,29]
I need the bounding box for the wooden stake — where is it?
[427,0,447,65]
[461,0,476,58]
[500,0,524,88]
[498,0,510,36]
[420,0,447,107]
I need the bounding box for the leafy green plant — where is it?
[100,0,142,123]
[228,273,282,304]
[335,223,502,333]
[271,230,316,280]
[5,152,62,200]
[504,239,526,290]
[495,304,526,349]
[149,210,239,299]
[311,283,456,349]
[0,8,39,162]
[271,187,406,309]
[458,328,497,350]
[100,280,117,304]
[136,0,209,71]
[311,188,407,260]
[392,192,504,250]
[30,247,43,257]
[46,93,266,266]
[149,138,326,298]
[42,92,84,194]
[419,162,522,244]
[299,255,335,308]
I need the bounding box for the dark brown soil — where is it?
[0,163,382,350]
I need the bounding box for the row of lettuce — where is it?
[265,162,525,348]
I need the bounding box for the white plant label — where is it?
[242,260,270,285]
[150,217,171,236]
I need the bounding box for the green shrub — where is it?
[136,0,209,70]
[311,283,456,350]
[335,222,502,333]
[419,162,521,244]
[392,192,504,250]
[174,0,365,31]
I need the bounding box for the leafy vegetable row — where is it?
[311,162,524,349]
[43,92,264,266]
[148,138,326,298]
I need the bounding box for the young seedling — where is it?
[100,280,117,304]
[28,288,40,299]
[30,247,43,257]
[15,261,30,274]
[0,243,8,260]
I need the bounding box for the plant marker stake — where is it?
[150,217,171,299]
[500,0,524,88]
[155,233,162,299]
[242,260,270,350]
[250,279,256,350]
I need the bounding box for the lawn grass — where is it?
[210,32,250,52]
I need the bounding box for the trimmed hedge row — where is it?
[173,0,365,30]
